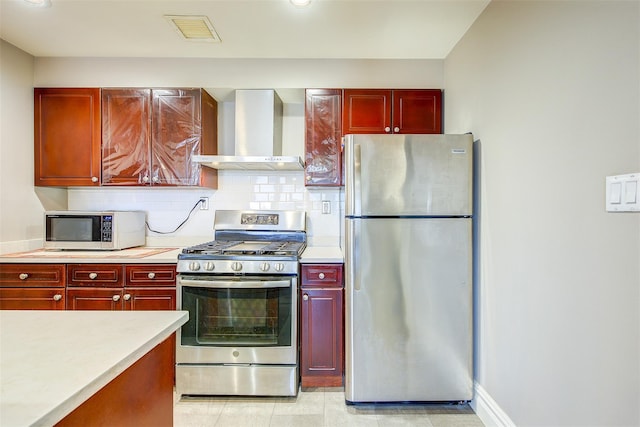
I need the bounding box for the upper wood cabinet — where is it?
[342,89,442,135]
[34,88,102,186]
[102,88,218,187]
[304,89,343,187]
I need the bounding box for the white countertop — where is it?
[0,310,188,427]
[300,246,343,263]
[0,247,182,264]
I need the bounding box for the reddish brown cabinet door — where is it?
[342,89,442,135]
[393,89,442,134]
[0,264,66,310]
[102,88,218,188]
[0,288,65,310]
[151,88,218,187]
[342,89,392,135]
[124,288,176,311]
[304,89,343,187]
[300,264,344,388]
[34,88,102,186]
[102,89,152,185]
[124,264,176,310]
[66,287,124,310]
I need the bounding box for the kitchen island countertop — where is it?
[0,310,188,426]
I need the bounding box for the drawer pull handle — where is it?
[302,294,309,301]
[147,272,156,279]
[88,272,98,280]
[123,293,131,301]
[318,273,325,280]
[112,295,120,302]
[19,273,29,280]
[53,294,62,301]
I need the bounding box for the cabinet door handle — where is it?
[88,272,98,280]
[19,273,29,280]
[394,126,400,133]
[302,293,309,301]
[147,272,156,279]
[318,273,325,280]
[123,293,131,301]
[112,295,120,302]
[53,294,62,301]
[91,176,99,183]
[142,175,150,183]
[384,126,391,133]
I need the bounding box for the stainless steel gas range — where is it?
[175,210,306,397]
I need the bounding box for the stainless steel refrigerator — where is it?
[344,133,473,403]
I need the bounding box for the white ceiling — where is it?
[0,0,490,60]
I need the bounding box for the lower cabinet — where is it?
[300,264,344,388]
[0,264,66,310]
[66,264,176,311]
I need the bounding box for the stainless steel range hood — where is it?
[193,90,304,171]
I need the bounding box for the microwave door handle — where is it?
[178,278,290,289]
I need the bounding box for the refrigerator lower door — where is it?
[345,217,473,402]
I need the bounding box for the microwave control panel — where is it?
[101,215,113,241]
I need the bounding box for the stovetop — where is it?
[180,240,306,258]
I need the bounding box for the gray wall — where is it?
[445,1,640,425]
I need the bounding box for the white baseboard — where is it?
[471,383,516,427]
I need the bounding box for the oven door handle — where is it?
[178,278,291,289]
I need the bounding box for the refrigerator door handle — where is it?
[346,219,361,291]
[354,143,362,216]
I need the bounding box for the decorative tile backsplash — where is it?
[68,170,343,247]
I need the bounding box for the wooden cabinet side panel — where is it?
[34,88,101,186]
[0,288,65,310]
[101,89,152,185]
[393,89,442,134]
[56,338,174,427]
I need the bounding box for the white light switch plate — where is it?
[606,173,640,212]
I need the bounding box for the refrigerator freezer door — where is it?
[344,134,473,217]
[344,217,473,402]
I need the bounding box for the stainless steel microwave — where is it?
[44,211,146,250]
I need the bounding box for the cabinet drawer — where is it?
[67,264,123,287]
[0,288,66,310]
[301,264,343,288]
[125,264,176,287]
[0,264,65,287]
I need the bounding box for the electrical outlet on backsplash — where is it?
[67,171,343,247]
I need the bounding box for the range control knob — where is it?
[231,262,243,272]
[259,262,270,272]
[204,262,215,271]
[189,262,201,271]
[274,263,285,272]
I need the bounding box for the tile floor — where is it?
[174,388,485,427]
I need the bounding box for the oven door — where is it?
[176,274,298,365]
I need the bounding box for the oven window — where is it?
[181,285,292,347]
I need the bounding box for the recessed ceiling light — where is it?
[23,0,51,7]
[290,0,311,7]
[164,15,221,43]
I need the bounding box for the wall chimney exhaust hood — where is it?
[193,89,304,171]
